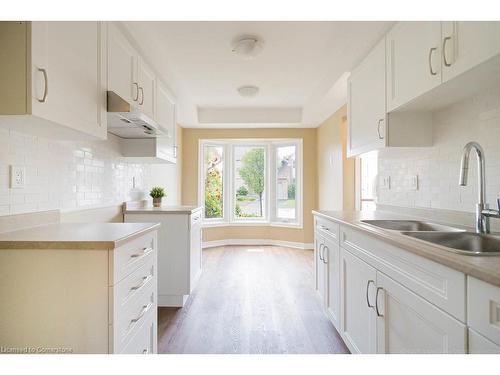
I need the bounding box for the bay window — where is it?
[199,139,302,227]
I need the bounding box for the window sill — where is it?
[201,221,303,229]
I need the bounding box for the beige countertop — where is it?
[0,222,161,250]
[313,209,500,287]
[123,204,202,215]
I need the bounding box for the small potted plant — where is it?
[149,186,166,208]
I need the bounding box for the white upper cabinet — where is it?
[31,22,106,139]
[107,23,138,105]
[386,22,442,111]
[155,80,177,161]
[108,24,156,122]
[137,57,156,120]
[347,36,433,157]
[0,21,107,140]
[348,38,386,156]
[442,21,500,82]
[375,271,467,354]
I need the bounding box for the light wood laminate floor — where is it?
[158,245,349,354]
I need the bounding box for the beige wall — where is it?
[181,128,317,244]
[316,105,355,211]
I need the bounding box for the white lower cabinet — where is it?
[339,246,466,354]
[314,217,341,330]
[375,271,466,354]
[326,237,341,330]
[467,276,500,347]
[313,213,500,354]
[315,233,327,303]
[0,229,158,353]
[340,248,377,354]
[124,207,203,307]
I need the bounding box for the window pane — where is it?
[276,145,297,221]
[234,146,266,219]
[204,145,224,219]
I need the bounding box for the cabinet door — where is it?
[156,80,177,159]
[189,216,202,291]
[325,238,340,330]
[137,57,156,119]
[31,21,106,139]
[347,38,386,157]
[108,23,139,104]
[315,234,326,304]
[386,22,442,111]
[468,329,500,354]
[442,21,500,82]
[340,248,377,354]
[375,272,466,354]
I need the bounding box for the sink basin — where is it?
[360,220,463,232]
[401,232,500,255]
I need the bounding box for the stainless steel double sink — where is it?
[360,220,500,256]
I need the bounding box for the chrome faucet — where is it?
[459,141,500,233]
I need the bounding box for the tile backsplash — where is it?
[377,86,500,213]
[0,128,179,216]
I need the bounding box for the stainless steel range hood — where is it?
[107,91,163,138]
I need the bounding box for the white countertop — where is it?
[313,209,500,287]
[0,222,160,250]
[123,202,202,215]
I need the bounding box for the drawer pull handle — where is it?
[318,243,324,261]
[319,225,330,232]
[37,67,48,103]
[375,287,384,317]
[131,302,153,324]
[443,36,452,67]
[366,280,375,308]
[130,275,152,291]
[132,82,139,101]
[322,245,328,264]
[130,247,153,259]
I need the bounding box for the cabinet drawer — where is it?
[120,309,156,354]
[467,276,500,346]
[113,283,155,352]
[340,225,466,321]
[111,255,155,319]
[315,217,339,243]
[110,232,156,285]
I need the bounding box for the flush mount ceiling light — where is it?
[237,85,259,98]
[231,35,264,59]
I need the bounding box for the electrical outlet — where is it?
[409,175,419,191]
[379,175,391,190]
[10,166,25,189]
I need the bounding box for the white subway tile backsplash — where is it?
[0,129,170,216]
[377,87,500,213]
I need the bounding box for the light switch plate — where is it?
[10,165,25,189]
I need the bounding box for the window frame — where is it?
[198,138,303,229]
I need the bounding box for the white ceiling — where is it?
[122,21,394,128]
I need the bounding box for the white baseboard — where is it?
[202,239,314,250]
